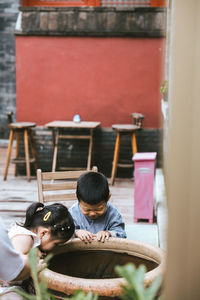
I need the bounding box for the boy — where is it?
[69,171,126,243]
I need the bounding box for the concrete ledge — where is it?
[0,139,16,148]
[126,223,159,247]
[15,7,166,37]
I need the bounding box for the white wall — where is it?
[164,0,200,298]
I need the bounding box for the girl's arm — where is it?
[11,234,34,255]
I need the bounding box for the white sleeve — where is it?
[0,218,24,282]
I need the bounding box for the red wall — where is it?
[15,36,164,128]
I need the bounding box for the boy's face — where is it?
[79,200,107,220]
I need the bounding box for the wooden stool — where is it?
[110,113,144,185]
[4,114,38,182]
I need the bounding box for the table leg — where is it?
[87,129,93,170]
[110,132,121,185]
[4,130,15,181]
[52,129,59,172]
[24,129,31,182]
[29,129,38,172]
[131,132,138,155]
[14,131,20,176]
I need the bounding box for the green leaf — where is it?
[115,263,162,300]
[144,276,162,300]
[13,288,36,300]
[43,253,53,265]
[28,248,38,277]
[65,290,98,300]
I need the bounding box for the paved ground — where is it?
[0,143,167,250]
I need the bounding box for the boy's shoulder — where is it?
[69,201,79,211]
[106,202,120,214]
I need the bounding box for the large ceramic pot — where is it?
[43,238,165,299]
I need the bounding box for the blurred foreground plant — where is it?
[115,263,162,300]
[160,80,168,101]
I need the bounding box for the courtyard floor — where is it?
[0,142,167,250]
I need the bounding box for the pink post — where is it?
[133,152,157,223]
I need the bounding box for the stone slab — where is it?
[126,223,159,247]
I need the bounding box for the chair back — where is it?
[7,111,13,124]
[131,113,144,128]
[37,167,98,204]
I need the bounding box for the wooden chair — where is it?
[37,167,98,204]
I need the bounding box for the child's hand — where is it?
[96,231,110,243]
[38,249,47,259]
[37,259,47,273]
[75,230,95,243]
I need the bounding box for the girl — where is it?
[0,202,74,296]
[9,202,75,257]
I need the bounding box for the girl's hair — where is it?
[76,171,110,205]
[23,203,75,242]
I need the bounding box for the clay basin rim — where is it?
[43,237,165,297]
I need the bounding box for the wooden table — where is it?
[45,121,101,172]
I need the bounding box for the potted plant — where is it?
[160,80,168,101]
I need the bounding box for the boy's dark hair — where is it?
[23,202,75,242]
[76,172,110,205]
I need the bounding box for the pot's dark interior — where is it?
[49,250,158,279]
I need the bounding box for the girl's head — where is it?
[23,202,75,251]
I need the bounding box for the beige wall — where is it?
[164,0,200,298]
